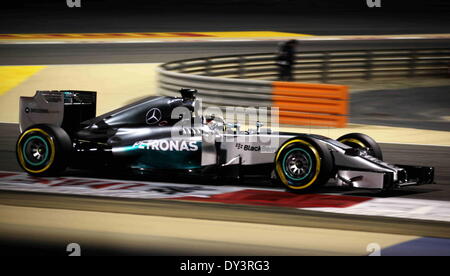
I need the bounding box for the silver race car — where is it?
[16,88,434,192]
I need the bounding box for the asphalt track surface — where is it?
[350,86,450,131]
[1,190,449,256]
[2,39,450,65]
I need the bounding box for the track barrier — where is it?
[159,48,450,128]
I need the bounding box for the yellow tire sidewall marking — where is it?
[275,139,321,190]
[338,138,366,148]
[17,128,55,174]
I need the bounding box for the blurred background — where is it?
[2,0,450,34]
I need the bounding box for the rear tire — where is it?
[16,124,72,176]
[274,136,333,193]
[337,133,383,160]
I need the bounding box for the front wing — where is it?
[336,165,434,190]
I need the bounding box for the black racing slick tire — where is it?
[16,124,72,176]
[274,136,333,193]
[337,133,383,160]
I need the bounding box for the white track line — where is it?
[302,197,450,223]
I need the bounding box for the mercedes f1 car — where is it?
[16,88,434,192]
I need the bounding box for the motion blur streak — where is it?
[0,66,45,95]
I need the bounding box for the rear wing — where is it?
[19,90,96,134]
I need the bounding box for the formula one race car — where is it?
[16,88,434,192]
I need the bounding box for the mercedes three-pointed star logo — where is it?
[145,108,162,125]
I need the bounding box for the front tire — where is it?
[16,124,72,176]
[274,136,333,193]
[337,133,383,160]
